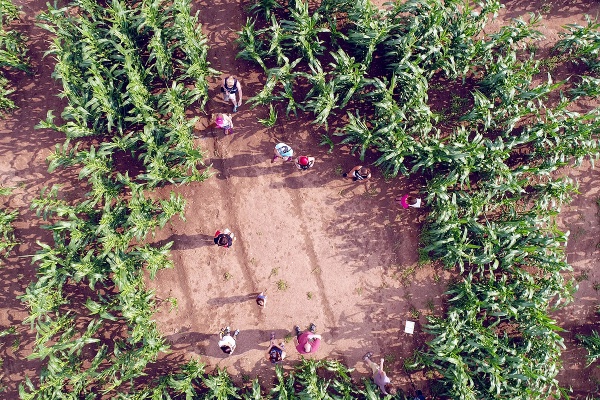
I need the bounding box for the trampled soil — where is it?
[0,0,599,398]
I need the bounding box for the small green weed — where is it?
[11,336,20,351]
[334,164,343,176]
[593,282,600,291]
[276,279,288,291]
[166,296,179,312]
[576,270,589,282]
[224,272,232,281]
[426,299,435,312]
[409,306,420,319]
[307,291,314,300]
[269,267,279,278]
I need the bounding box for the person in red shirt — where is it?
[294,323,322,354]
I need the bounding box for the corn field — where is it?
[239,0,600,398]
[1,0,599,398]
[18,0,214,397]
[0,0,29,116]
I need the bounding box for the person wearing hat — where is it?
[294,323,321,354]
[265,332,286,364]
[295,155,315,170]
[343,165,371,181]
[221,75,243,112]
[214,113,233,135]
[214,228,235,248]
[272,143,294,163]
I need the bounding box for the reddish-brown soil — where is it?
[1,0,599,398]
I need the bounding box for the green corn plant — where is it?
[0,186,17,258]
[280,0,328,63]
[258,103,278,127]
[270,364,295,399]
[329,48,370,108]
[555,14,600,72]
[576,330,600,366]
[248,0,282,20]
[202,368,241,400]
[303,59,339,127]
[235,18,267,71]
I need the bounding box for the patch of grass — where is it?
[539,1,552,13]
[307,291,314,300]
[284,333,293,343]
[576,270,589,282]
[11,336,20,351]
[426,299,435,312]
[242,374,251,383]
[384,354,396,365]
[409,306,420,319]
[269,267,279,278]
[276,279,288,291]
[433,272,441,283]
[334,164,343,176]
[399,265,417,287]
[354,286,363,296]
[363,187,378,197]
[539,55,565,71]
[0,326,16,337]
[526,42,538,55]
[593,282,600,291]
[166,296,178,312]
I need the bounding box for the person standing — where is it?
[295,155,315,171]
[363,352,396,395]
[397,194,422,209]
[343,165,371,181]
[214,228,235,248]
[221,75,243,113]
[214,113,234,135]
[294,323,322,354]
[256,292,267,308]
[218,327,240,355]
[265,332,286,364]
[272,143,294,163]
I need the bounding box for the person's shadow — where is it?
[151,233,216,250]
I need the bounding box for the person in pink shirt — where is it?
[294,323,321,354]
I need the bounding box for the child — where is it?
[272,143,294,163]
[266,332,286,364]
[397,194,422,209]
[214,228,235,248]
[256,292,267,308]
[295,156,315,170]
[215,113,234,135]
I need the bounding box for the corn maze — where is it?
[1,0,600,398]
